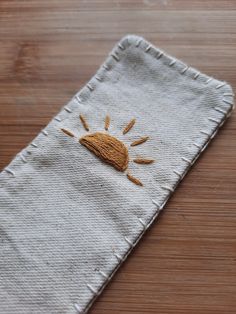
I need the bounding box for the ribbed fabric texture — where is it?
[0,35,234,314]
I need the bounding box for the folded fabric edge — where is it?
[0,35,234,314]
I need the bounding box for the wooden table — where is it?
[0,1,235,313]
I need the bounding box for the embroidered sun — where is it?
[61,115,154,186]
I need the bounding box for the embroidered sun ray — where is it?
[133,158,154,164]
[105,115,110,131]
[131,136,149,147]
[61,128,75,137]
[127,172,143,186]
[61,115,155,186]
[123,118,136,134]
[79,114,89,131]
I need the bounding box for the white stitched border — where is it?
[95,76,102,82]
[156,51,163,59]
[145,45,152,52]
[87,83,94,91]
[205,77,213,84]
[169,58,176,66]
[41,130,48,136]
[151,199,161,208]
[135,38,142,47]
[208,117,221,124]
[1,36,234,314]
[223,99,234,106]
[114,252,123,261]
[75,95,82,103]
[161,185,174,192]
[102,64,110,71]
[181,66,188,74]
[215,107,228,114]
[30,142,38,148]
[111,52,119,61]
[4,168,15,177]
[64,106,72,113]
[138,217,146,228]
[118,43,125,50]
[74,303,82,313]
[124,236,134,247]
[87,284,97,295]
[173,170,182,179]
[216,82,226,89]
[54,117,62,122]
[19,154,27,163]
[194,72,200,79]
[98,270,109,279]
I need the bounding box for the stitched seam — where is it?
[0,35,234,314]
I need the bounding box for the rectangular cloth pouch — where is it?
[0,35,234,314]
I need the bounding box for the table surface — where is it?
[0,1,235,313]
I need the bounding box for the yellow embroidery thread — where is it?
[131,136,149,147]
[127,173,143,186]
[61,128,75,137]
[123,118,136,134]
[79,132,129,172]
[105,115,110,131]
[61,115,155,186]
[133,158,154,164]
[79,114,89,131]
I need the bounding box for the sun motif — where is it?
[61,115,154,186]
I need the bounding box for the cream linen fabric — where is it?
[0,35,234,314]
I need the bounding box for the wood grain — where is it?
[0,1,235,313]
